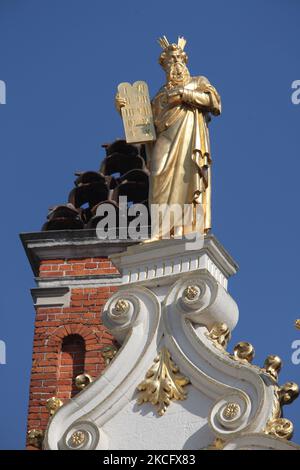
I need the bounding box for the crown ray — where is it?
[177,36,186,50]
[158,35,170,50]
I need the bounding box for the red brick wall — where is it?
[39,257,117,277]
[27,257,119,449]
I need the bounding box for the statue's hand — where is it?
[115,93,127,113]
[167,86,184,105]
[167,86,184,98]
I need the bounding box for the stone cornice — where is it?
[110,233,239,290]
[31,287,70,307]
[20,229,139,275]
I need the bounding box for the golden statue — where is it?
[116,36,221,239]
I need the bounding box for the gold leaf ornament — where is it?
[265,418,294,440]
[137,348,190,416]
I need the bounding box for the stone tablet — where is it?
[118,81,156,144]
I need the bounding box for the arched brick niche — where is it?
[47,323,106,388]
[57,334,85,399]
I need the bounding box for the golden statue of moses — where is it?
[116,36,221,240]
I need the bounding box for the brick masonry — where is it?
[26,256,119,450]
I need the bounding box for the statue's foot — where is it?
[141,235,161,244]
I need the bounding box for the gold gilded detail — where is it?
[271,382,299,422]
[101,344,119,366]
[233,341,255,363]
[114,299,130,314]
[27,429,44,449]
[137,347,190,416]
[46,397,63,416]
[183,285,199,301]
[278,382,299,406]
[222,402,240,420]
[263,355,282,381]
[70,430,86,447]
[207,322,231,349]
[206,438,226,450]
[264,418,293,440]
[75,373,93,390]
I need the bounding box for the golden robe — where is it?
[148,75,221,234]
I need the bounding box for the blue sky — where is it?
[0,0,300,449]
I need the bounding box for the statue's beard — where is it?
[167,63,190,85]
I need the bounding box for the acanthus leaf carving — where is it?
[137,347,190,416]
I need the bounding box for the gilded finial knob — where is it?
[295,319,300,330]
[263,355,282,381]
[75,373,93,390]
[233,342,255,363]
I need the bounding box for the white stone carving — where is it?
[209,392,250,434]
[61,421,101,450]
[44,235,296,451]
